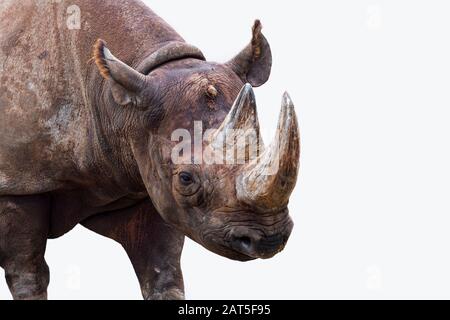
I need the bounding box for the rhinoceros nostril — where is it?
[230,235,255,255]
[237,236,252,250]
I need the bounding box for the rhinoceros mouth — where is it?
[203,241,258,262]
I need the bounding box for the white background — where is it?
[2,0,450,299]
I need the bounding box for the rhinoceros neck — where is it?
[81,0,185,193]
[82,0,185,68]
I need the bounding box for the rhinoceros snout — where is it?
[227,219,293,259]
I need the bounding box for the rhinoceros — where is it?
[0,0,300,300]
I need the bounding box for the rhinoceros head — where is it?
[93,21,300,261]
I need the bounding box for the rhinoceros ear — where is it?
[93,39,147,106]
[226,20,272,87]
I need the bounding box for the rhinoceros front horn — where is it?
[236,92,300,210]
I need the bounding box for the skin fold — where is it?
[0,0,299,299]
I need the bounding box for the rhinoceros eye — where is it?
[179,172,194,186]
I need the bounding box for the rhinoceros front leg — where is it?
[0,195,50,300]
[81,199,185,300]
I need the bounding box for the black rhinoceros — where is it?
[0,0,300,299]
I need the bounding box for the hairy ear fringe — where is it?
[251,20,263,60]
[93,39,111,79]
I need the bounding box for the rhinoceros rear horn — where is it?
[226,20,272,87]
[93,39,148,105]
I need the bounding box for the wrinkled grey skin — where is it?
[0,0,298,300]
